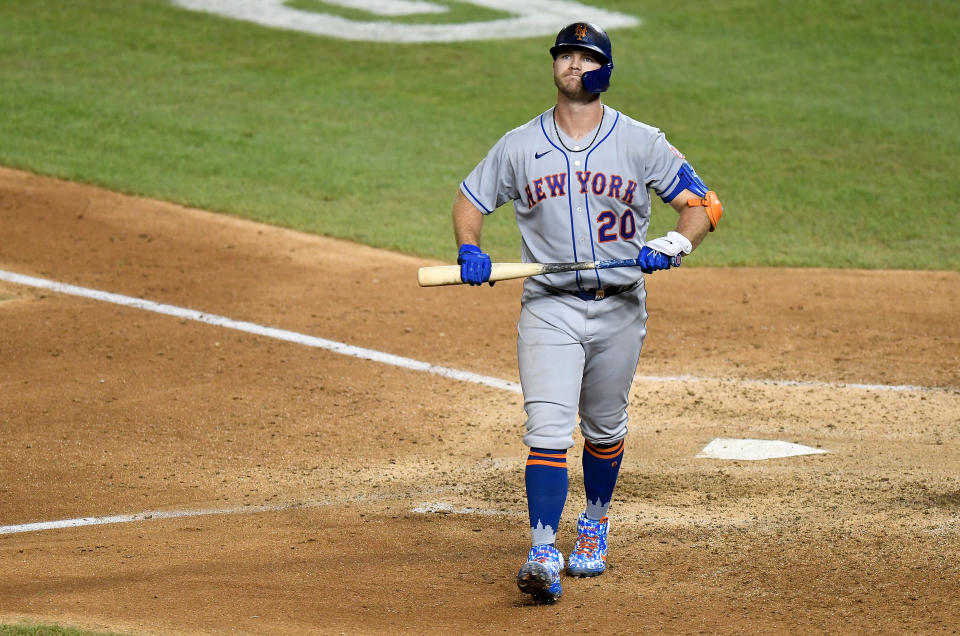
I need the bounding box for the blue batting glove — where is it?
[458,244,493,286]
[636,246,680,274]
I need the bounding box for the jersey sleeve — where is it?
[460,132,520,214]
[642,131,689,202]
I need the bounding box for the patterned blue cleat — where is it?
[566,513,609,577]
[516,544,564,604]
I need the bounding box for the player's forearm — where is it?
[669,190,713,251]
[452,190,485,247]
[675,205,712,251]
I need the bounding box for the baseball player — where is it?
[452,22,722,604]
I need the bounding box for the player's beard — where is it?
[554,72,599,103]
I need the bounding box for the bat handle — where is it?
[594,254,682,269]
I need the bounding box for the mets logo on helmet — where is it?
[575,24,588,40]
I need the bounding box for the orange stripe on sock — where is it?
[525,459,568,468]
[529,451,567,459]
[585,447,622,459]
[585,440,624,459]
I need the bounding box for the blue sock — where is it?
[582,439,624,520]
[525,448,568,545]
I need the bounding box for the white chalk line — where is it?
[0,487,465,536]
[1,268,953,536]
[0,500,510,535]
[0,499,484,536]
[0,269,522,393]
[0,503,309,536]
[1,269,948,394]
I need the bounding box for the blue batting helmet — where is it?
[549,22,613,93]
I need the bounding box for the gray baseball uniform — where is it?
[460,105,688,448]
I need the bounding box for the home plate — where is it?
[697,438,828,461]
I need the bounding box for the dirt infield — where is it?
[1,166,958,635]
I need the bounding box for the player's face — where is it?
[553,49,602,100]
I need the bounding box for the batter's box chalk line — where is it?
[0,501,324,536]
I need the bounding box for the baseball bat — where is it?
[417,255,680,287]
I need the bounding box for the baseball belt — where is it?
[540,281,640,301]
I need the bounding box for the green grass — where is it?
[0,0,957,269]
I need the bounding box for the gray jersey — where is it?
[461,105,686,292]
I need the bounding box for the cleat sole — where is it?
[517,562,561,604]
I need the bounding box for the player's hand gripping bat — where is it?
[417,254,680,287]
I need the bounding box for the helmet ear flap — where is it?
[550,22,613,93]
[581,62,613,93]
